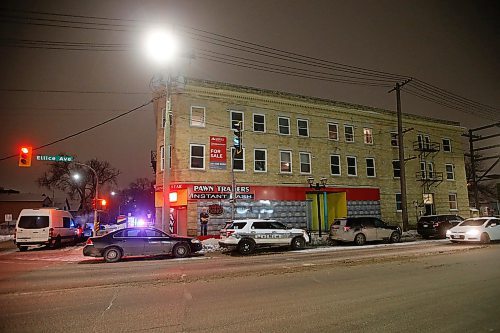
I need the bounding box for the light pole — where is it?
[307,177,328,238]
[145,28,179,233]
[72,162,99,237]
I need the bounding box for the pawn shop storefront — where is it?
[155,184,381,237]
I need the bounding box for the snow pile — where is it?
[202,238,222,252]
[0,235,14,242]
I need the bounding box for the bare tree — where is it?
[38,158,120,212]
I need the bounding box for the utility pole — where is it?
[468,129,478,209]
[162,73,172,233]
[389,78,412,232]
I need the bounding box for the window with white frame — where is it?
[420,161,426,179]
[297,119,309,137]
[231,148,245,171]
[330,155,341,176]
[278,116,290,135]
[328,123,339,140]
[392,160,401,178]
[299,152,311,174]
[396,193,402,211]
[190,144,205,170]
[160,145,165,171]
[448,192,458,210]
[427,162,434,179]
[417,134,431,149]
[363,128,373,144]
[390,132,398,147]
[366,158,376,177]
[190,106,205,127]
[347,156,357,176]
[445,163,455,180]
[254,149,267,172]
[230,110,244,130]
[344,125,354,142]
[280,151,292,173]
[442,138,452,152]
[253,113,266,133]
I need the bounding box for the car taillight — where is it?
[49,228,54,238]
[86,238,93,245]
[343,226,351,232]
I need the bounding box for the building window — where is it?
[417,134,430,149]
[328,123,339,141]
[347,156,357,176]
[442,138,452,152]
[449,193,458,210]
[420,161,426,179]
[231,148,245,171]
[161,107,166,128]
[253,113,266,133]
[445,163,455,180]
[278,116,290,135]
[190,144,205,170]
[330,155,341,176]
[427,162,434,179]
[160,145,164,171]
[231,110,244,130]
[363,128,373,144]
[297,119,309,137]
[190,106,205,127]
[299,152,311,174]
[344,125,354,142]
[390,132,398,147]
[254,149,267,172]
[392,160,401,178]
[280,151,292,173]
[366,158,376,177]
[396,193,402,211]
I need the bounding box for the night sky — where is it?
[0,0,498,195]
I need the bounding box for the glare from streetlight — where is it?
[72,174,81,181]
[144,28,179,65]
[111,191,117,196]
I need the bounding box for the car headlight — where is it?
[465,229,480,237]
[446,230,452,236]
[191,239,201,244]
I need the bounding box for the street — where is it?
[0,240,499,332]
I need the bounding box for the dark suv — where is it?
[417,214,464,239]
[329,217,401,246]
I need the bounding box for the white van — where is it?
[14,208,78,251]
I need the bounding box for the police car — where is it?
[219,219,310,255]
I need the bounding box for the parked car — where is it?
[14,208,79,251]
[83,227,202,263]
[219,219,309,255]
[417,214,464,239]
[446,217,500,243]
[329,217,401,246]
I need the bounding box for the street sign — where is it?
[36,155,74,162]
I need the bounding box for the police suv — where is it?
[219,219,310,255]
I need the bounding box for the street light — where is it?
[307,177,328,238]
[144,27,179,233]
[72,162,99,237]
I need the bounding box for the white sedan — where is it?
[446,217,500,243]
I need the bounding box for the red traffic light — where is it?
[18,146,33,167]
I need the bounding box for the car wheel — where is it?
[354,233,366,246]
[422,235,430,239]
[327,238,339,246]
[173,243,191,258]
[389,231,401,243]
[17,245,28,252]
[480,233,491,244]
[104,247,122,263]
[49,236,62,249]
[291,236,306,250]
[238,239,256,255]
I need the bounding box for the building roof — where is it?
[176,77,462,127]
[0,193,51,202]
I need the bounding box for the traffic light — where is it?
[233,121,243,154]
[18,146,32,167]
[94,199,107,211]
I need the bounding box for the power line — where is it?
[0,96,161,162]
[0,88,148,95]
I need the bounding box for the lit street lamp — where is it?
[144,28,180,233]
[72,162,99,237]
[307,177,328,238]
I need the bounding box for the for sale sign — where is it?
[209,136,227,170]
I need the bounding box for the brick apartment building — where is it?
[152,77,469,237]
